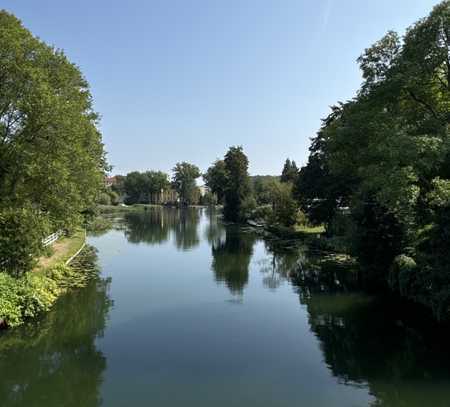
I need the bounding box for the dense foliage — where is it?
[172,162,201,205]
[122,171,170,204]
[0,11,107,274]
[296,1,450,318]
[0,246,99,328]
[223,147,252,222]
[280,159,299,184]
[203,160,227,204]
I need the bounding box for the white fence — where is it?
[42,230,63,247]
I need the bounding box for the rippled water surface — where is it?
[1,207,450,406]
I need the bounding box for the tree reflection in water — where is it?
[263,240,450,407]
[211,226,256,295]
[0,274,113,407]
[123,207,201,251]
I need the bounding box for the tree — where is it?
[0,11,107,274]
[203,160,227,204]
[296,1,450,317]
[280,159,299,184]
[223,146,252,222]
[123,172,146,204]
[144,171,170,203]
[122,171,170,204]
[269,181,298,227]
[251,175,280,205]
[172,162,201,205]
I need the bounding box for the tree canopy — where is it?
[0,11,107,274]
[172,162,201,205]
[280,159,299,184]
[223,146,252,222]
[295,1,450,317]
[203,160,227,204]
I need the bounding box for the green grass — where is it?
[34,229,85,273]
[295,224,326,234]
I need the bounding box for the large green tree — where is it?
[0,11,107,273]
[280,158,299,184]
[223,146,252,222]
[296,1,450,316]
[172,162,201,205]
[203,160,227,204]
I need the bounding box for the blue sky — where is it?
[2,0,441,175]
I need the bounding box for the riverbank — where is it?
[0,230,97,330]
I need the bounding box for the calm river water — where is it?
[1,207,450,406]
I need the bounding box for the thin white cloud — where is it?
[322,0,333,31]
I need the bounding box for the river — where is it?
[1,206,450,406]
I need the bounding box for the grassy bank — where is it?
[0,230,98,329]
[34,229,86,271]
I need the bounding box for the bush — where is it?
[19,273,59,319]
[270,182,298,227]
[388,254,417,296]
[86,216,113,235]
[0,245,99,329]
[0,274,23,327]
[0,206,50,276]
[239,196,257,221]
[252,205,273,222]
[109,190,120,205]
[97,192,112,206]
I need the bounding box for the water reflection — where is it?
[98,207,450,405]
[123,207,200,250]
[211,226,256,295]
[299,292,450,406]
[0,276,112,407]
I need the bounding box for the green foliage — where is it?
[251,175,280,205]
[0,274,23,327]
[388,254,418,297]
[252,205,273,222]
[86,216,113,235]
[172,162,201,205]
[97,192,112,206]
[269,182,298,227]
[0,206,50,276]
[203,160,227,204]
[19,273,59,319]
[280,158,299,184]
[200,191,218,206]
[0,246,99,328]
[0,11,107,274]
[295,1,450,317]
[124,171,170,204]
[240,195,257,221]
[223,146,252,222]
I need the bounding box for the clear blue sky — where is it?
[2,0,441,175]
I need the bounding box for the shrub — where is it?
[0,245,99,329]
[0,274,22,327]
[270,182,298,227]
[97,192,112,206]
[252,205,273,222]
[239,196,257,221]
[388,254,417,296]
[19,273,59,318]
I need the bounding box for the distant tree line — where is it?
[108,162,205,206]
